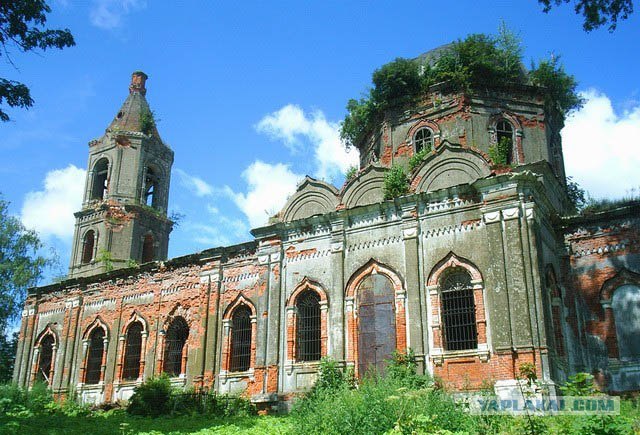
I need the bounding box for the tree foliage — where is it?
[538,0,634,31]
[0,0,75,121]
[340,26,582,149]
[0,197,54,333]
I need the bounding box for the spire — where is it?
[108,70,159,137]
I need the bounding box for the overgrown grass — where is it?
[2,364,639,434]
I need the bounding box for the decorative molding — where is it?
[222,272,260,284]
[285,248,330,264]
[483,211,500,224]
[346,235,402,252]
[502,207,520,220]
[122,292,154,305]
[423,220,482,239]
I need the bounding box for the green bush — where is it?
[345,166,358,182]
[383,165,409,200]
[487,136,512,166]
[127,374,173,417]
[408,147,430,172]
[340,25,582,149]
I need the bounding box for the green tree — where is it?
[0,197,54,375]
[538,0,634,31]
[0,331,17,382]
[0,0,75,121]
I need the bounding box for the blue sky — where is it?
[1,1,639,282]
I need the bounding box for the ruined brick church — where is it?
[13,65,640,406]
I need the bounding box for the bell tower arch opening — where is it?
[68,71,174,278]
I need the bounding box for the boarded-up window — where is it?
[296,290,321,362]
[36,334,55,385]
[163,317,188,377]
[441,270,477,351]
[85,328,105,385]
[122,322,143,380]
[230,306,252,372]
[81,230,95,264]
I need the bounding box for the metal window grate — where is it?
[415,127,433,152]
[230,306,252,372]
[85,329,105,385]
[296,290,321,362]
[441,271,478,351]
[122,322,143,380]
[37,335,55,385]
[163,317,189,376]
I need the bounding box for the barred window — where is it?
[441,270,477,351]
[37,335,55,385]
[230,306,252,372]
[414,127,433,153]
[85,328,105,385]
[122,322,143,380]
[163,317,189,377]
[296,290,321,362]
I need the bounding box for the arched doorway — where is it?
[357,273,396,376]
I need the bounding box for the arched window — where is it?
[143,167,159,208]
[414,127,433,153]
[141,234,154,263]
[230,306,252,372]
[85,328,105,385]
[296,290,321,362]
[36,335,55,385]
[441,270,477,351]
[163,317,189,377]
[496,120,514,164]
[91,158,109,200]
[612,284,640,359]
[122,322,143,380]
[81,230,95,264]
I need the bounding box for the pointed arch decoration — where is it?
[80,317,109,385]
[31,325,59,387]
[426,252,488,365]
[221,295,258,373]
[156,304,191,377]
[117,311,149,382]
[285,278,329,365]
[345,259,407,377]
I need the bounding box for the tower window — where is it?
[230,305,252,372]
[163,317,189,377]
[81,230,95,264]
[441,270,477,351]
[36,334,55,385]
[414,127,433,153]
[122,322,143,381]
[296,290,321,362]
[91,159,109,201]
[141,234,154,263]
[143,167,159,208]
[496,120,514,164]
[85,328,105,385]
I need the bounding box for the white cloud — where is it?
[21,165,85,241]
[90,0,146,29]
[563,90,640,199]
[227,161,302,228]
[256,104,359,182]
[174,168,214,197]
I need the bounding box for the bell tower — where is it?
[69,71,174,278]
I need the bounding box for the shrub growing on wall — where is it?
[340,25,582,149]
[383,165,409,200]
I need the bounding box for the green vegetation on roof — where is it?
[340,25,583,149]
